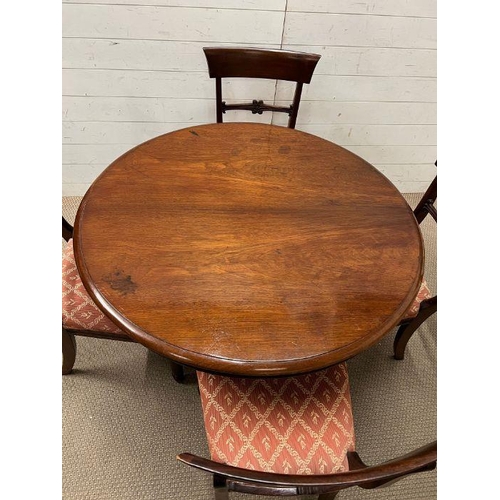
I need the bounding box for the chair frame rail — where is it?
[394,166,437,359]
[177,441,437,498]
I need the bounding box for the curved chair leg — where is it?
[170,361,185,383]
[394,305,437,360]
[62,328,77,374]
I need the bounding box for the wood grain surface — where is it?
[74,123,423,376]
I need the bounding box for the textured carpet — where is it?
[62,193,436,500]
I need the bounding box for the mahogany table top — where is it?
[74,123,424,376]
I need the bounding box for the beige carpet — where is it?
[62,193,436,500]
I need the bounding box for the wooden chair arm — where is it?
[420,295,437,311]
[177,441,436,492]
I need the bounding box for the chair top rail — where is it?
[177,440,436,489]
[203,47,321,83]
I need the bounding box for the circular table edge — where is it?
[73,122,426,377]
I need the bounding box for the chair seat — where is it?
[197,363,355,475]
[62,239,124,334]
[403,278,432,319]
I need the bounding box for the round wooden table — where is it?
[74,123,424,377]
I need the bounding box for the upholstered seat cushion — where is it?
[403,278,432,319]
[62,239,124,334]
[197,363,355,475]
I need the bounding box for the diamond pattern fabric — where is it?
[197,363,355,475]
[62,239,124,334]
[403,278,432,319]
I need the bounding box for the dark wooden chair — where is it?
[394,170,437,359]
[177,365,436,499]
[203,47,321,129]
[62,217,185,382]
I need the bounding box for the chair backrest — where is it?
[177,441,437,497]
[203,47,321,129]
[414,176,437,224]
[63,216,73,242]
[414,161,437,224]
[413,169,437,311]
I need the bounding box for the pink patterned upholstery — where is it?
[62,239,124,334]
[197,363,355,475]
[403,278,432,319]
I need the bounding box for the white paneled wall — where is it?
[62,0,436,195]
